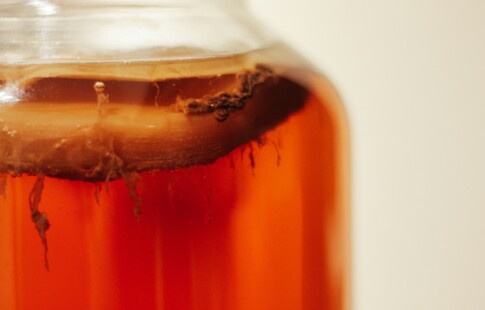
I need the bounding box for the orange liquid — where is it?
[0,49,349,309]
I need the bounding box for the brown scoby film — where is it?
[0,64,307,182]
[177,64,274,122]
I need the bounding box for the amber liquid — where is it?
[0,47,349,309]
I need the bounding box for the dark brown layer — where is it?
[0,66,307,181]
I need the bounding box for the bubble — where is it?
[94,81,106,93]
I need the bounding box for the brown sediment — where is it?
[271,140,282,166]
[0,64,308,182]
[28,175,50,270]
[248,143,256,176]
[124,171,142,217]
[93,182,102,205]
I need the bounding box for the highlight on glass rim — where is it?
[0,1,350,309]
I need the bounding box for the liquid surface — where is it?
[0,46,349,310]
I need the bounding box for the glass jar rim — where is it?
[0,0,244,17]
[0,1,271,65]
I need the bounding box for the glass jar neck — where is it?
[1,0,246,16]
[0,0,270,65]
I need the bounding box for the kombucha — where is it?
[0,46,349,310]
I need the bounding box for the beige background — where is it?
[247,1,485,309]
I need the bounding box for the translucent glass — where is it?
[0,1,349,309]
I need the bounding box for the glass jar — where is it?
[0,0,349,309]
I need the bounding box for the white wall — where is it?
[247,1,485,309]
